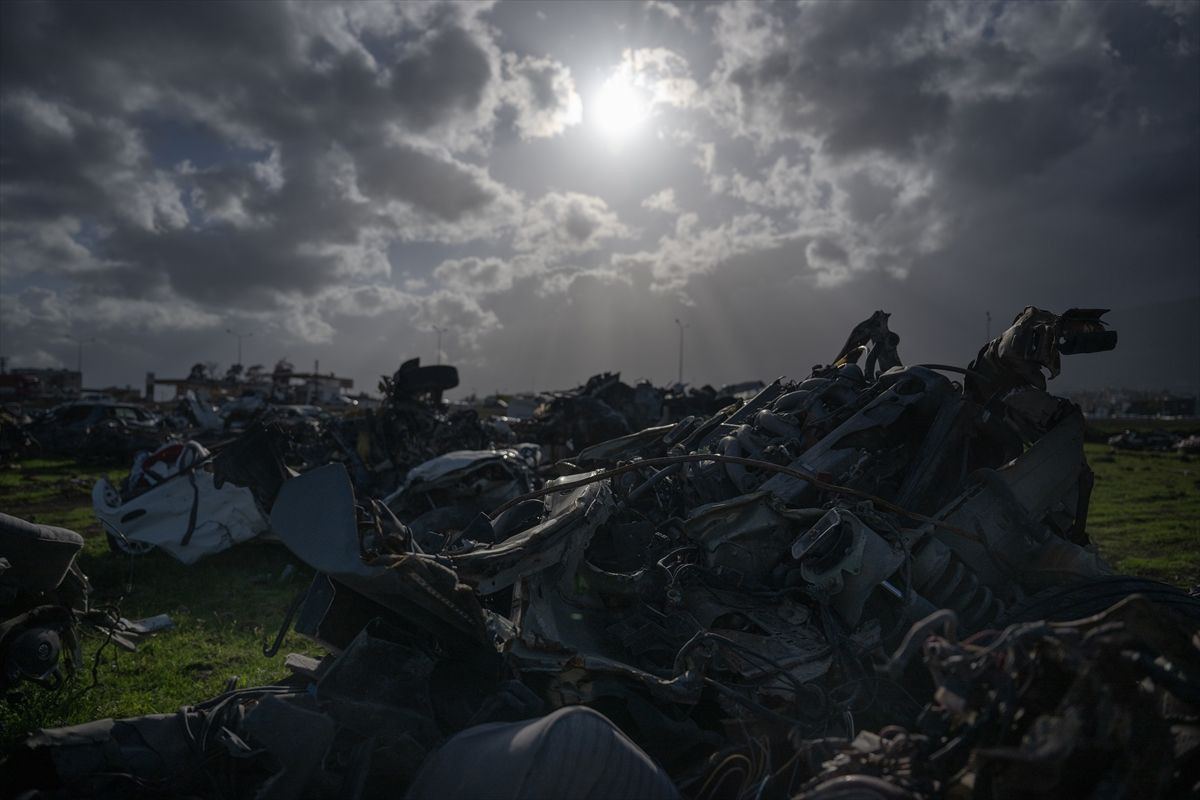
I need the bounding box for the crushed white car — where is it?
[92,441,269,564]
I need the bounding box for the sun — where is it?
[589,72,649,143]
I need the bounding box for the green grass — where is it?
[1085,443,1200,587]
[0,458,318,750]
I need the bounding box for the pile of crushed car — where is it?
[5,307,1200,800]
[84,357,764,564]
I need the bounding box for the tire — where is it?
[392,365,459,396]
[998,577,1200,626]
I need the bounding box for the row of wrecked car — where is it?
[4,306,1200,799]
[80,355,765,564]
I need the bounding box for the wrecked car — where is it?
[1107,428,1182,452]
[29,401,164,460]
[383,445,541,547]
[92,440,269,563]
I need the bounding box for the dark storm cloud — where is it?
[0,1,296,97]
[97,226,336,305]
[714,0,1199,173]
[720,1,952,157]
[354,142,498,222]
[0,92,165,235]
[946,92,1095,184]
[390,26,494,130]
[0,0,516,309]
[702,0,1198,294]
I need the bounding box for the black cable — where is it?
[263,585,308,657]
[702,631,817,699]
[703,677,812,728]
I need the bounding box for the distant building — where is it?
[1163,396,1198,416]
[1126,394,1197,417]
[146,361,354,406]
[1066,388,1197,418]
[0,368,82,399]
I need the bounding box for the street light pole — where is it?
[674,318,688,386]
[432,326,448,365]
[65,334,96,377]
[225,328,254,366]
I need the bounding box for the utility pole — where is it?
[65,334,96,377]
[432,326,448,365]
[225,328,254,366]
[985,311,992,341]
[674,318,689,386]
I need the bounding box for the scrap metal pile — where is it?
[169,357,502,489]
[7,307,1200,799]
[321,358,498,498]
[523,371,748,456]
[87,359,508,563]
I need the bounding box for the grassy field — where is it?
[0,457,318,750]
[1,425,1197,750]
[1085,442,1200,586]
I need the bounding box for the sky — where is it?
[1,0,1197,398]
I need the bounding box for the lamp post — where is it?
[65,334,96,377]
[674,318,688,386]
[225,328,254,366]
[432,326,448,365]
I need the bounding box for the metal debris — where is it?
[1,513,171,698]
[9,307,1197,800]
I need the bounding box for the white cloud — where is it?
[615,47,699,111]
[299,234,393,283]
[500,54,583,139]
[414,289,502,348]
[433,256,515,296]
[645,1,699,32]
[320,284,417,318]
[612,211,781,290]
[87,295,222,332]
[641,188,680,214]
[513,192,631,257]
[1,285,221,336]
[539,265,634,296]
[709,146,945,283]
[3,92,75,139]
[0,217,102,277]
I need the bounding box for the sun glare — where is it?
[590,72,649,143]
